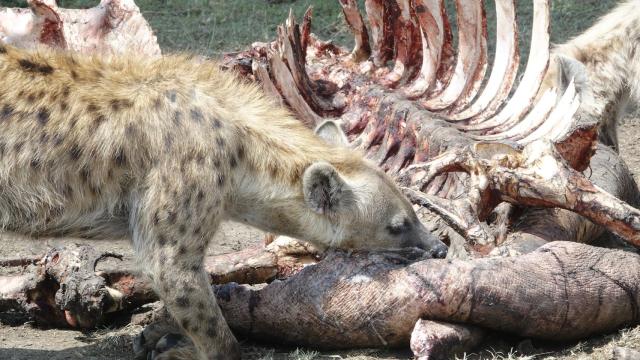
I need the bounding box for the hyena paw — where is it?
[135,330,193,360]
[149,334,195,360]
[149,337,241,360]
[133,313,185,360]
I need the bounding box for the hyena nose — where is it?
[431,244,448,259]
[415,226,448,258]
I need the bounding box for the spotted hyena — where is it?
[0,43,447,359]
[539,0,640,152]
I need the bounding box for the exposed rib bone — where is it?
[421,1,487,111]
[300,7,312,60]
[252,60,285,106]
[425,1,455,98]
[440,4,489,115]
[518,80,580,144]
[402,0,445,98]
[450,0,519,120]
[339,0,371,62]
[404,187,495,251]
[381,0,422,87]
[36,0,57,6]
[364,0,396,68]
[279,12,341,116]
[460,0,550,131]
[268,52,322,127]
[472,88,557,141]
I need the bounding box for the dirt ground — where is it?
[0,117,639,359]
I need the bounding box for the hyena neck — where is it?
[553,1,640,136]
[226,170,335,248]
[224,107,363,246]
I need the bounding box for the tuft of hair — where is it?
[553,0,640,102]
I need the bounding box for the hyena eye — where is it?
[386,218,410,235]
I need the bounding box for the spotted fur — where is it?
[0,42,445,359]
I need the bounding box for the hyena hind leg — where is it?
[131,181,241,360]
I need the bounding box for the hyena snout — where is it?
[428,242,448,259]
[413,226,448,259]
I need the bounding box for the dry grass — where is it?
[75,323,144,353]
[545,326,640,360]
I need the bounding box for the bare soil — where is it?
[1,118,639,360]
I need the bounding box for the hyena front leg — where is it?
[131,172,240,360]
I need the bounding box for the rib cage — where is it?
[219,0,616,247]
[221,0,591,179]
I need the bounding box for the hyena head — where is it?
[302,121,448,258]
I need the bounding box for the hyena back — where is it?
[540,0,640,152]
[0,43,446,359]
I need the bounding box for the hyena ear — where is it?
[556,55,589,98]
[314,120,349,147]
[302,162,354,215]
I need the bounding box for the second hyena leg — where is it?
[158,266,239,360]
[135,233,241,360]
[132,189,240,359]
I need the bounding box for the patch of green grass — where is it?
[3,0,624,61]
[5,0,350,56]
